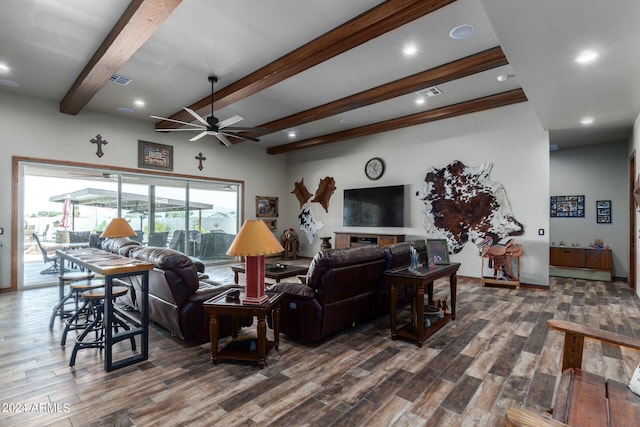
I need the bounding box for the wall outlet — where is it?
[538,228,544,236]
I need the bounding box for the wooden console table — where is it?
[550,246,613,281]
[56,248,153,371]
[334,232,404,249]
[385,263,460,347]
[204,290,283,369]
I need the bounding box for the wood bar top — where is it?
[57,248,153,276]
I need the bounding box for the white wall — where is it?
[0,92,290,289]
[550,142,629,278]
[283,102,550,286]
[633,112,640,297]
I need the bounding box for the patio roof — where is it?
[49,188,213,212]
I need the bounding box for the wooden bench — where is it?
[506,319,640,426]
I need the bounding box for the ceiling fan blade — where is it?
[150,115,205,128]
[183,107,209,127]
[215,133,233,147]
[223,126,266,131]
[221,131,260,142]
[189,131,209,141]
[218,114,244,129]
[155,128,204,132]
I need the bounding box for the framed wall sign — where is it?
[596,200,611,223]
[550,195,585,217]
[256,196,278,217]
[138,140,173,171]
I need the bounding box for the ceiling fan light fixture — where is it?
[449,24,475,40]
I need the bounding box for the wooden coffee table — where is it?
[230,263,308,284]
[203,290,284,368]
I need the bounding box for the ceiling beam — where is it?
[247,47,508,138]
[267,89,528,155]
[156,0,455,129]
[60,0,182,115]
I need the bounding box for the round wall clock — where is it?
[365,157,385,180]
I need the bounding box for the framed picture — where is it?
[256,196,278,217]
[596,200,611,223]
[138,140,173,171]
[264,219,277,231]
[550,195,585,217]
[426,239,450,264]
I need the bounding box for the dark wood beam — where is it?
[267,89,528,154]
[156,0,455,129]
[60,0,182,115]
[248,47,508,138]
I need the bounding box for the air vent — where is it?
[416,86,442,98]
[109,73,132,85]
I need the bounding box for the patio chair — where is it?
[169,230,185,252]
[39,224,50,241]
[148,231,169,248]
[32,232,60,274]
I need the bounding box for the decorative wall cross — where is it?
[91,134,108,158]
[195,152,206,170]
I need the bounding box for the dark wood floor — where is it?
[1,268,639,426]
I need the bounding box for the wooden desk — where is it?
[385,263,460,347]
[204,290,283,368]
[56,248,153,372]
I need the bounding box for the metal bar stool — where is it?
[69,286,136,367]
[60,282,105,346]
[48,271,96,328]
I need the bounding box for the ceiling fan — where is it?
[151,76,261,146]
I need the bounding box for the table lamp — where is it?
[100,218,137,239]
[227,219,284,305]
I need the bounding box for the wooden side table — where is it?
[204,290,284,368]
[385,263,460,348]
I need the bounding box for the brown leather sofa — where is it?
[102,238,243,342]
[272,240,426,342]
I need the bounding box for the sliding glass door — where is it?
[19,161,242,289]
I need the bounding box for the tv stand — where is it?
[334,232,405,249]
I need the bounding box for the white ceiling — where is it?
[1,0,639,152]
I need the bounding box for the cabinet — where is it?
[549,247,613,281]
[334,232,405,249]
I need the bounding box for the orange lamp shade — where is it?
[100,218,137,239]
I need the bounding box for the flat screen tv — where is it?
[343,185,404,227]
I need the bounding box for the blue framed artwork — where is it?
[550,195,585,218]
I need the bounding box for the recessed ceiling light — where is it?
[286,129,298,138]
[580,116,594,125]
[134,100,145,107]
[575,50,599,64]
[497,73,515,82]
[118,107,134,113]
[449,24,475,40]
[0,64,10,73]
[415,97,426,105]
[339,118,351,125]
[402,44,418,56]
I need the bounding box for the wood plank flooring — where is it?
[1,268,639,426]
